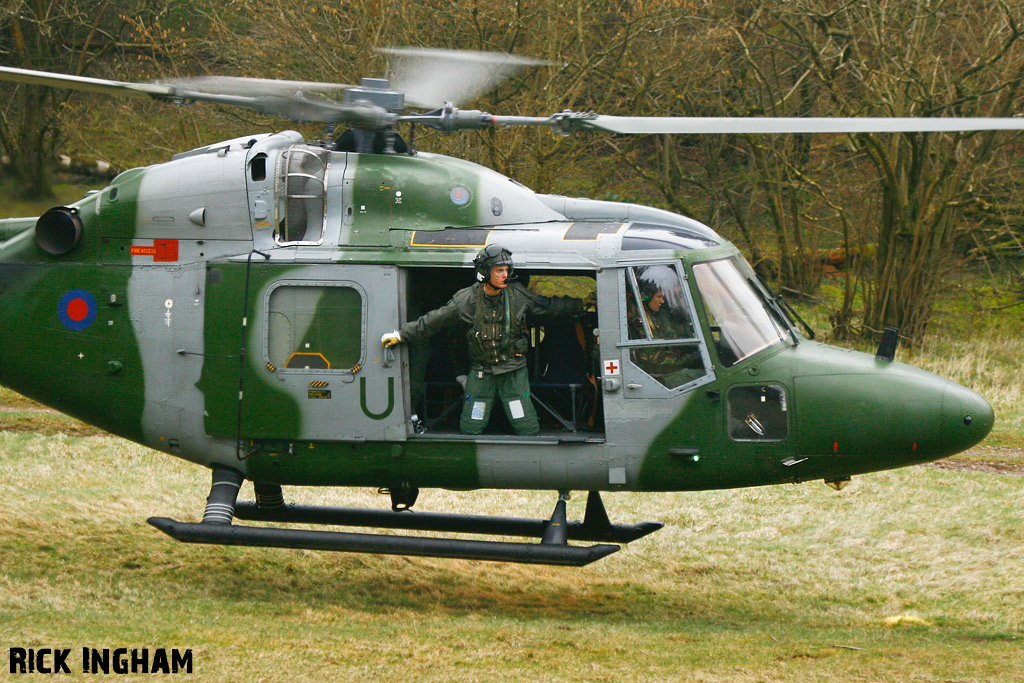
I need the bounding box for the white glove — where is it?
[455,374,468,390]
[381,330,402,348]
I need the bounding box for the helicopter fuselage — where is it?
[0,130,994,496]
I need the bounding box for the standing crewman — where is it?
[381,244,594,436]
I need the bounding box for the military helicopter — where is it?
[0,49,1012,566]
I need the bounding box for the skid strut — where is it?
[202,468,244,524]
[148,470,662,567]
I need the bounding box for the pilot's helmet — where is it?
[474,244,515,281]
[636,265,684,310]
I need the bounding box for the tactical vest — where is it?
[468,287,528,366]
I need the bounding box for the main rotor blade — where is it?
[383,47,546,108]
[159,75,354,98]
[0,65,172,99]
[0,65,389,125]
[572,115,1024,135]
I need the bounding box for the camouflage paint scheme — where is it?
[0,131,993,496]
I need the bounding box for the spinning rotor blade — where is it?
[567,114,1024,135]
[158,75,354,98]
[0,65,388,126]
[6,60,1021,135]
[0,65,171,99]
[383,47,546,108]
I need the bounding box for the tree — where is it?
[0,0,180,198]
[778,0,1024,343]
[594,5,842,292]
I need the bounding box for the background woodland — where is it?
[3,0,1024,344]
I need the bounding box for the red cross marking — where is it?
[605,359,620,375]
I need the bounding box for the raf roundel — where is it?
[58,289,97,331]
[449,186,471,206]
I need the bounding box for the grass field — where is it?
[1,389,1021,682]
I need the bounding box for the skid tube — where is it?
[148,470,662,567]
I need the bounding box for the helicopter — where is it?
[0,49,1011,566]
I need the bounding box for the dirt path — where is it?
[927,446,1024,475]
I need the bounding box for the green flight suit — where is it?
[400,281,584,435]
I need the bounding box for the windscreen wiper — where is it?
[751,276,815,343]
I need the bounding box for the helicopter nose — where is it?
[940,382,994,454]
[791,344,994,467]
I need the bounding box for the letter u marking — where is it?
[360,377,394,420]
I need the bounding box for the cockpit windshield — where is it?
[692,258,789,367]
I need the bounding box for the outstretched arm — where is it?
[394,295,464,345]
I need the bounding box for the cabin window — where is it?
[275,145,330,245]
[620,263,707,390]
[267,283,363,371]
[728,384,788,441]
[621,223,720,251]
[692,258,787,367]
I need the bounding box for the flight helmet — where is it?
[474,244,515,282]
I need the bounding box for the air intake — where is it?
[36,206,83,256]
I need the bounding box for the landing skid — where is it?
[148,469,663,567]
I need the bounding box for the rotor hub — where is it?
[344,78,404,113]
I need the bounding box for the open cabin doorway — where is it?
[402,266,605,441]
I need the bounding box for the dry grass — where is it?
[1,429,1022,682]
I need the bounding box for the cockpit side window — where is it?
[620,263,708,390]
[692,258,788,367]
[275,145,330,245]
